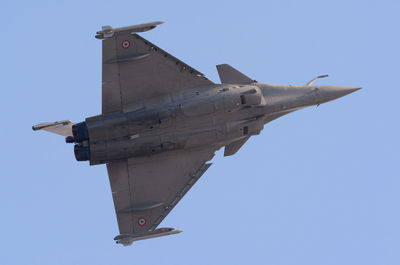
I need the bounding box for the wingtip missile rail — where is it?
[114,227,183,246]
[95,20,165,39]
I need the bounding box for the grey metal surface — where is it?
[32,120,74,137]
[32,21,361,246]
[95,21,165,39]
[115,227,183,246]
[106,149,214,236]
[101,27,213,114]
[224,137,249,156]
[217,64,255,84]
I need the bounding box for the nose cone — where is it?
[317,86,361,104]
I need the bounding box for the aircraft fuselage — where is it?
[71,83,359,165]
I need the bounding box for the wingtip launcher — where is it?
[95,20,165,39]
[114,227,183,246]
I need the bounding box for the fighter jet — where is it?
[33,21,360,246]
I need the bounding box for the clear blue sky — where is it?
[2,0,399,264]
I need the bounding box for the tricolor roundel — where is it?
[121,40,131,49]
[138,217,146,226]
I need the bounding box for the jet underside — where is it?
[73,84,265,165]
[33,21,360,246]
[72,82,359,166]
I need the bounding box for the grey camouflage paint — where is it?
[33,21,360,246]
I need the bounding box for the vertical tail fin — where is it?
[32,120,74,137]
